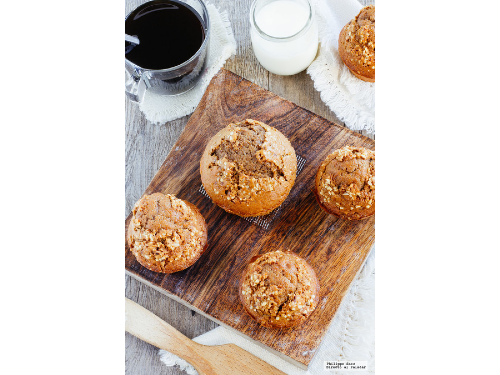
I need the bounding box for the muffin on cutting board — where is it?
[127,193,208,273]
[315,146,375,220]
[338,5,375,82]
[200,119,297,217]
[239,250,320,329]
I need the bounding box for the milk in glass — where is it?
[250,0,318,75]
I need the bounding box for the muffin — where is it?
[200,119,297,217]
[338,5,375,82]
[315,146,375,220]
[127,193,208,273]
[239,250,320,329]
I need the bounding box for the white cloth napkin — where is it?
[307,0,375,133]
[138,3,237,124]
[159,249,375,375]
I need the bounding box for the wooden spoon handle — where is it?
[125,298,287,375]
[125,298,200,362]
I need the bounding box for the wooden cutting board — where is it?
[125,68,375,369]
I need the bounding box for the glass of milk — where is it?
[249,0,318,76]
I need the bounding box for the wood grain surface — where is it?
[125,0,375,373]
[125,69,374,368]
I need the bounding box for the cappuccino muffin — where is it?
[200,119,297,217]
[338,5,375,82]
[315,146,375,220]
[127,193,208,273]
[239,250,320,329]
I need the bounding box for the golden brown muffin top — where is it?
[200,119,297,217]
[316,146,375,220]
[128,193,207,272]
[240,250,319,328]
[342,5,375,71]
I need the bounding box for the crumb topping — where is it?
[343,5,375,70]
[128,193,205,271]
[207,119,295,203]
[240,251,318,325]
[318,146,375,218]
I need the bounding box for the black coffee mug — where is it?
[125,0,210,101]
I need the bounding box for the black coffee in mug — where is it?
[125,0,205,70]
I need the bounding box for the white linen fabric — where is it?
[159,249,375,375]
[307,0,375,134]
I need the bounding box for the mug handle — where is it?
[125,65,142,103]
